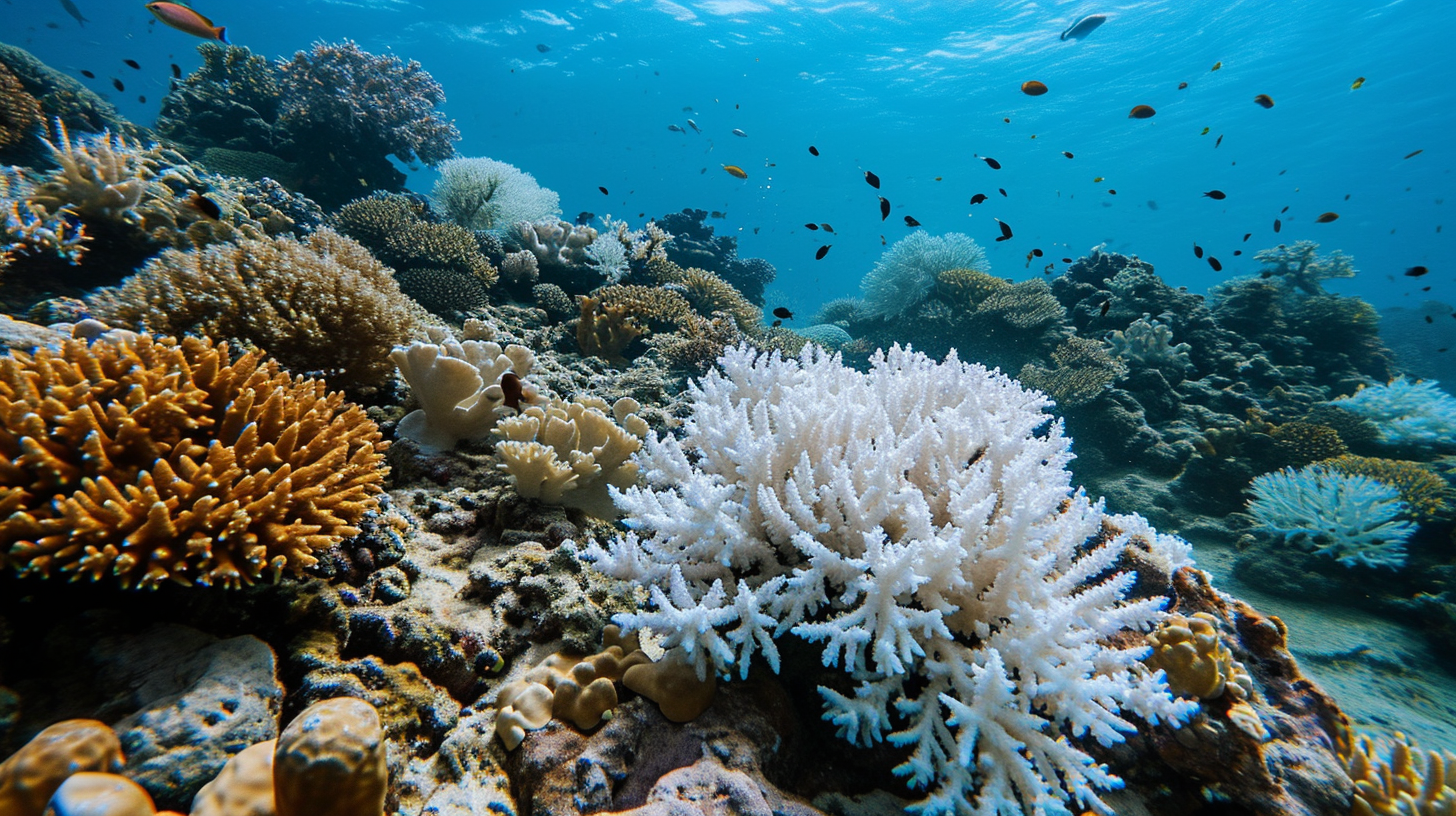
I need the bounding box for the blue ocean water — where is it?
[8,0,1453,323]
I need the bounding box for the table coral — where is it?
[0,330,388,589]
[582,343,1198,815]
[85,229,424,391]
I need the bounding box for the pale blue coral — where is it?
[1248,466,1414,569]
[430,156,561,234]
[860,232,988,319]
[1331,377,1456,448]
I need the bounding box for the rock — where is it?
[94,625,282,811]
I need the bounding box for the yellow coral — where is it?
[86,229,424,390]
[647,256,762,334]
[494,395,647,518]
[1018,337,1126,408]
[0,331,388,589]
[1271,421,1348,468]
[1143,612,1252,701]
[334,193,497,287]
[25,121,149,225]
[1342,731,1456,816]
[936,267,1009,305]
[1318,454,1450,522]
[591,284,696,330]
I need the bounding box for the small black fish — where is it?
[981,157,1002,170]
[137,95,145,103]
[1108,189,1117,195]
[536,43,551,53]
[1062,151,1074,158]
[1344,194,1351,200]
[772,307,794,320]
[123,59,140,70]
[995,219,1013,242]
[575,211,595,225]
[1426,315,1434,324]
[46,21,60,28]
[805,223,819,230]
[598,186,609,195]
[186,191,221,220]
[1193,243,1203,259]
[815,245,830,260]
[1215,134,1224,149]
[1242,233,1251,242]
[80,69,94,78]
[1405,266,1429,277]
[1147,200,1159,210]
[1233,250,1242,256]
[879,197,890,220]
[1207,256,1222,272]
[1099,300,1111,317]
[998,188,1007,197]
[1404,149,1423,159]
[1203,190,1226,200]
[1274,218,1282,233]
[1032,248,1043,257]
[111,77,124,91]
[808,145,819,156]
[864,170,880,189]
[904,215,920,227]
[970,193,988,205]
[1062,258,1073,263]
[772,319,782,327]
[1314,212,1339,223]
[710,211,726,219]
[171,63,181,78]
[1281,205,1290,213]
[821,223,834,233]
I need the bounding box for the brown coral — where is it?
[647,256,762,334]
[1318,454,1450,521]
[1270,420,1348,468]
[577,294,647,366]
[333,193,497,291]
[0,719,123,816]
[1017,336,1126,408]
[0,63,43,158]
[0,331,388,589]
[85,229,424,391]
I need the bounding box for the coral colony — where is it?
[1,28,1455,816]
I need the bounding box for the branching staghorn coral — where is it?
[0,331,388,589]
[1251,240,1356,296]
[583,343,1197,814]
[85,229,425,391]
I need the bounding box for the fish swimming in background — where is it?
[686,119,702,133]
[815,244,831,260]
[1351,76,1366,89]
[667,124,684,132]
[575,211,595,225]
[597,186,609,195]
[1060,13,1106,41]
[980,156,1001,169]
[1274,218,1282,232]
[1099,300,1111,317]
[79,69,94,78]
[879,196,890,220]
[111,77,124,91]
[864,170,880,189]
[58,0,87,25]
[1404,149,1423,159]
[535,43,550,53]
[820,223,834,233]
[970,193,987,204]
[804,223,819,230]
[1211,61,1222,71]
[1314,212,1340,223]
[721,164,747,179]
[995,219,1013,242]
[1404,266,1428,277]
[1253,94,1274,108]
[731,128,747,137]
[145,2,230,43]
[1178,81,1188,90]
[1128,105,1156,119]
[123,59,140,70]
[1207,256,1222,272]
[1215,134,1224,148]
[904,215,921,227]
[1062,151,1074,158]
[171,63,182,78]
[1021,80,1048,96]
[808,145,819,156]
[709,211,726,218]
[772,307,794,320]
[1203,190,1226,200]
[1193,243,1203,259]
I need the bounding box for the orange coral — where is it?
[0,330,387,589]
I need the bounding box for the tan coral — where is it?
[1318,454,1450,522]
[576,294,647,366]
[646,256,763,334]
[42,772,155,816]
[0,331,388,589]
[1144,611,1252,701]
[189,739,276,816]
[1018,336,1126,408]
[0,719,124,816]
[391,334,540,453]
[273,698,387,816]
[494,396,647,518]
[622,651,718,723]
[86,229,424,391]
[494,625,651,750]
[0,63,43,154]
[1341,731,1456,816]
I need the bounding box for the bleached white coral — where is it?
[430,156,561,234]
[1248,466,1414,569]
[1331,377,1456,449]
[1105,314,1192,373]
[581,343,1196,815]
[861,232,988,319]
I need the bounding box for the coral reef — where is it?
[576,294,648,366]
[86,229,424,391]
[583,343,1197,814]
[1341,730,1456,816]
[1248,466,1415,569]
[0,43,142,159]
[430,157,560,234]
[1333,377,1456,451]
[494,626,650,749]
[656,208,774,304]
[0,330,388,588]
[391,331,541,453]
[1144,612,1253,701]
[0,63,43,165]
[155,43,283,163]
[273,697,388,816]
[861,232,989,319]
[493,395,648,518]
[1018,336,1127,408]
[1319,454,1450,521]
[1252,239,1357,296]
[1106,314,1193,375]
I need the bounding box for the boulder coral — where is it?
[0,330,388,589]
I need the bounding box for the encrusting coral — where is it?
[390,330,541,453]
[582,343,1198,814]
[85,229,424,391]
[0,330,388,589]
[493,395,648,518]
[494,626,650,750]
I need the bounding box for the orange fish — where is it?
[1021,80,1048,96]
[145,2,229,43]
[721,164,747,179]
[1128,104,1156,119]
